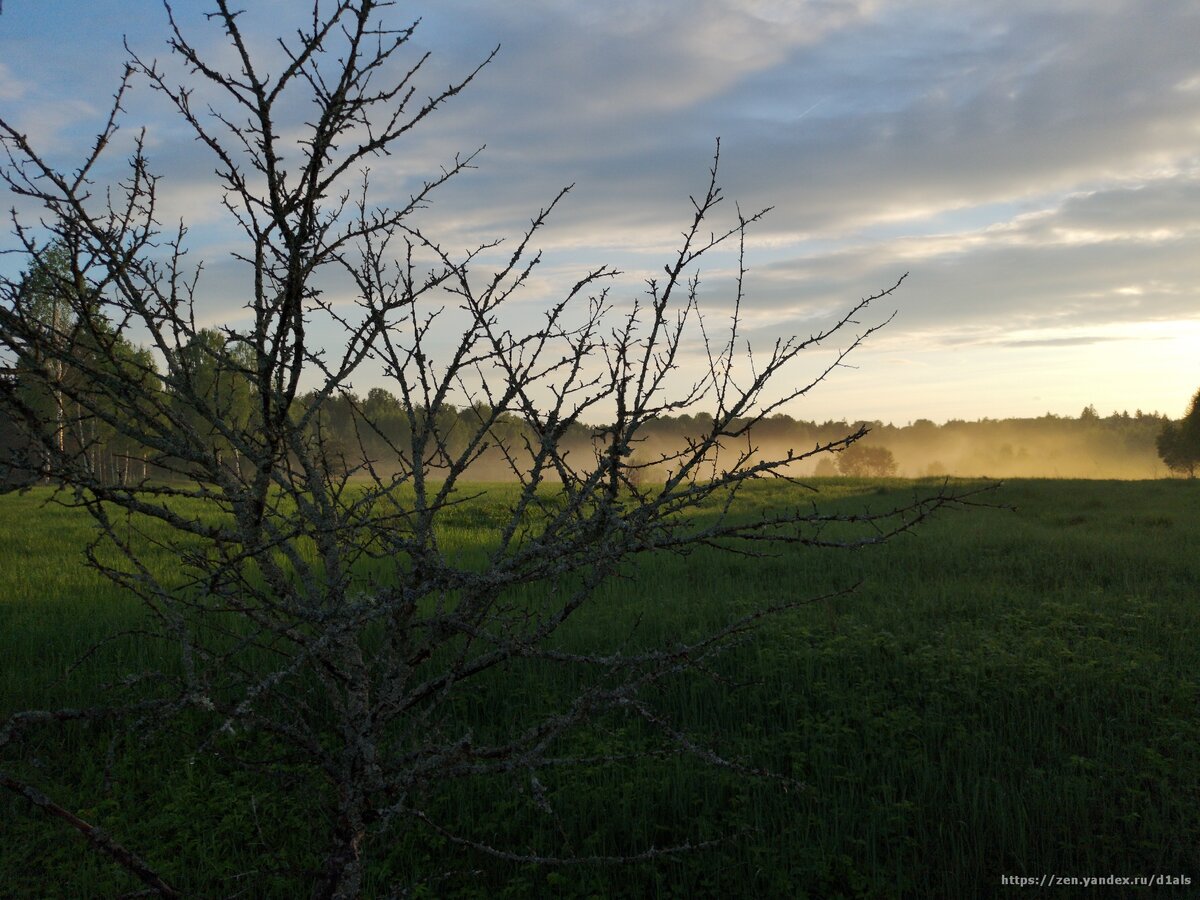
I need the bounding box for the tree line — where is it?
[0,252,1190,485]
[4,255,1190,488]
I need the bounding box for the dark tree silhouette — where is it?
[0,2,982,895]
[1157,389,1200,478]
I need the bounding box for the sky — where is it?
[1,0,1198,424]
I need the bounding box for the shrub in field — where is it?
[0,2,980,895]
[836,443,898,477]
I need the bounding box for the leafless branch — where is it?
[0,3,991,895]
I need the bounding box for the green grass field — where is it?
[2,478,1199,898]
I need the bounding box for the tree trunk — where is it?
[311,809,366,900]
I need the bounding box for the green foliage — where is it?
[3,479,1200,896]
[837,443,897,477]
[1,244,160,486]
[1156,388,1200,478]
[168,328,256,473]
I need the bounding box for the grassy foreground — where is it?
[2,478,1199,897]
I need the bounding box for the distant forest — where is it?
[0,339,1173,485]
[0,250,1177,485]
[634,405,1171,480]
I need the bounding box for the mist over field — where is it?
[610,406,1172,482]
[309,402,1175,483]
[863,422,1163,480]
[321,404,1173,484]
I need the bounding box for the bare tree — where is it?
[0,3,985,896]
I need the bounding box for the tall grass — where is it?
[2,479,1198,897]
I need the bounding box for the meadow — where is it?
[2,478,1198,898]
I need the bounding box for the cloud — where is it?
[984,335,1136,349]
[429,0,878,116]
[0,62,28,102]
[3,0,1199,420]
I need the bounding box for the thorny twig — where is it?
[0,1,995,895]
